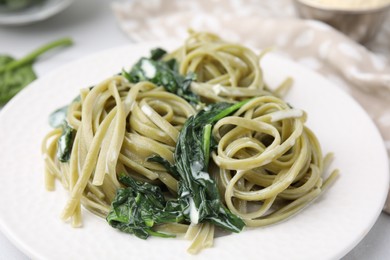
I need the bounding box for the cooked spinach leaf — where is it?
[48,105,68,128]
[107,97,250,240]
[0,38,73,105]
[122,49,199,105]
[173,101,249,233]
[150,48,167,61]
[147,155,180,179]
[56,122,76,163]
[48,95,80,128]
[107,174,184,239]
[48,96,79,163]
[48,94,82,163]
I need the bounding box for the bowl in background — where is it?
[293,0,390,43]
[0,0,74,25]
[0,0,45,12]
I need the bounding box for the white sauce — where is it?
[197,171,211,181]
[203,105,211,111]
[191,162,211,181]
[270,109,303,122]
[189,197,200,224]
[59,136,67,150]
[141,59,157,78]
[191,161,203,172]
[181,190,190,197]
[191,161,210,180]
[195,105,203,111]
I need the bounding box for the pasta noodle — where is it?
[42,31,338,254]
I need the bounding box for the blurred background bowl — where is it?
[0,0,45,12]
[293,0,390,43]
[0,0,73,25]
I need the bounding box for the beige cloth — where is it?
[112,0,390,211]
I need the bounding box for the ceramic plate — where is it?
[0,42,388,260]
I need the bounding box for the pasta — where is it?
[42,31,338,254]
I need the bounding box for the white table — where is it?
[1,0,389,259]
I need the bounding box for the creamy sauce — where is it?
[197,171,211,181]
[141,59,156,78]
[190,161,211,181]
[189,197,200,224]
[59,136,67,150]
[190,160,203,172]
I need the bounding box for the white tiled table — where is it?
[0,0,389,259]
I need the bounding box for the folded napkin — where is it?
[112,0,390,211]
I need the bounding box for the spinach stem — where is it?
[0,38,73,73]
[203,124,212,168]
[212,98,251,123]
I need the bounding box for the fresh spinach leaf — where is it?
[0,38,73,105]
[122,49,199,105]
[0,56,36,105]
[107,174,184,239]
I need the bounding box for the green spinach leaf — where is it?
[0,56,36,105]
[107,99,250,240]
[173,101,249,233]
[48,95,80,128]
[147,155,180,179]
[0,38,73,105]
[150,48,167,61]
[107,174,184,239]
[56,122,76,163]
[48,105,68,128]
[122,49,199,105]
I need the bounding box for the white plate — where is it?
[0,42,388,260]
[0,0,74,25]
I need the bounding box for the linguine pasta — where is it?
[42,31,338,254]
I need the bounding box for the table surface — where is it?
[1,0,389,259]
